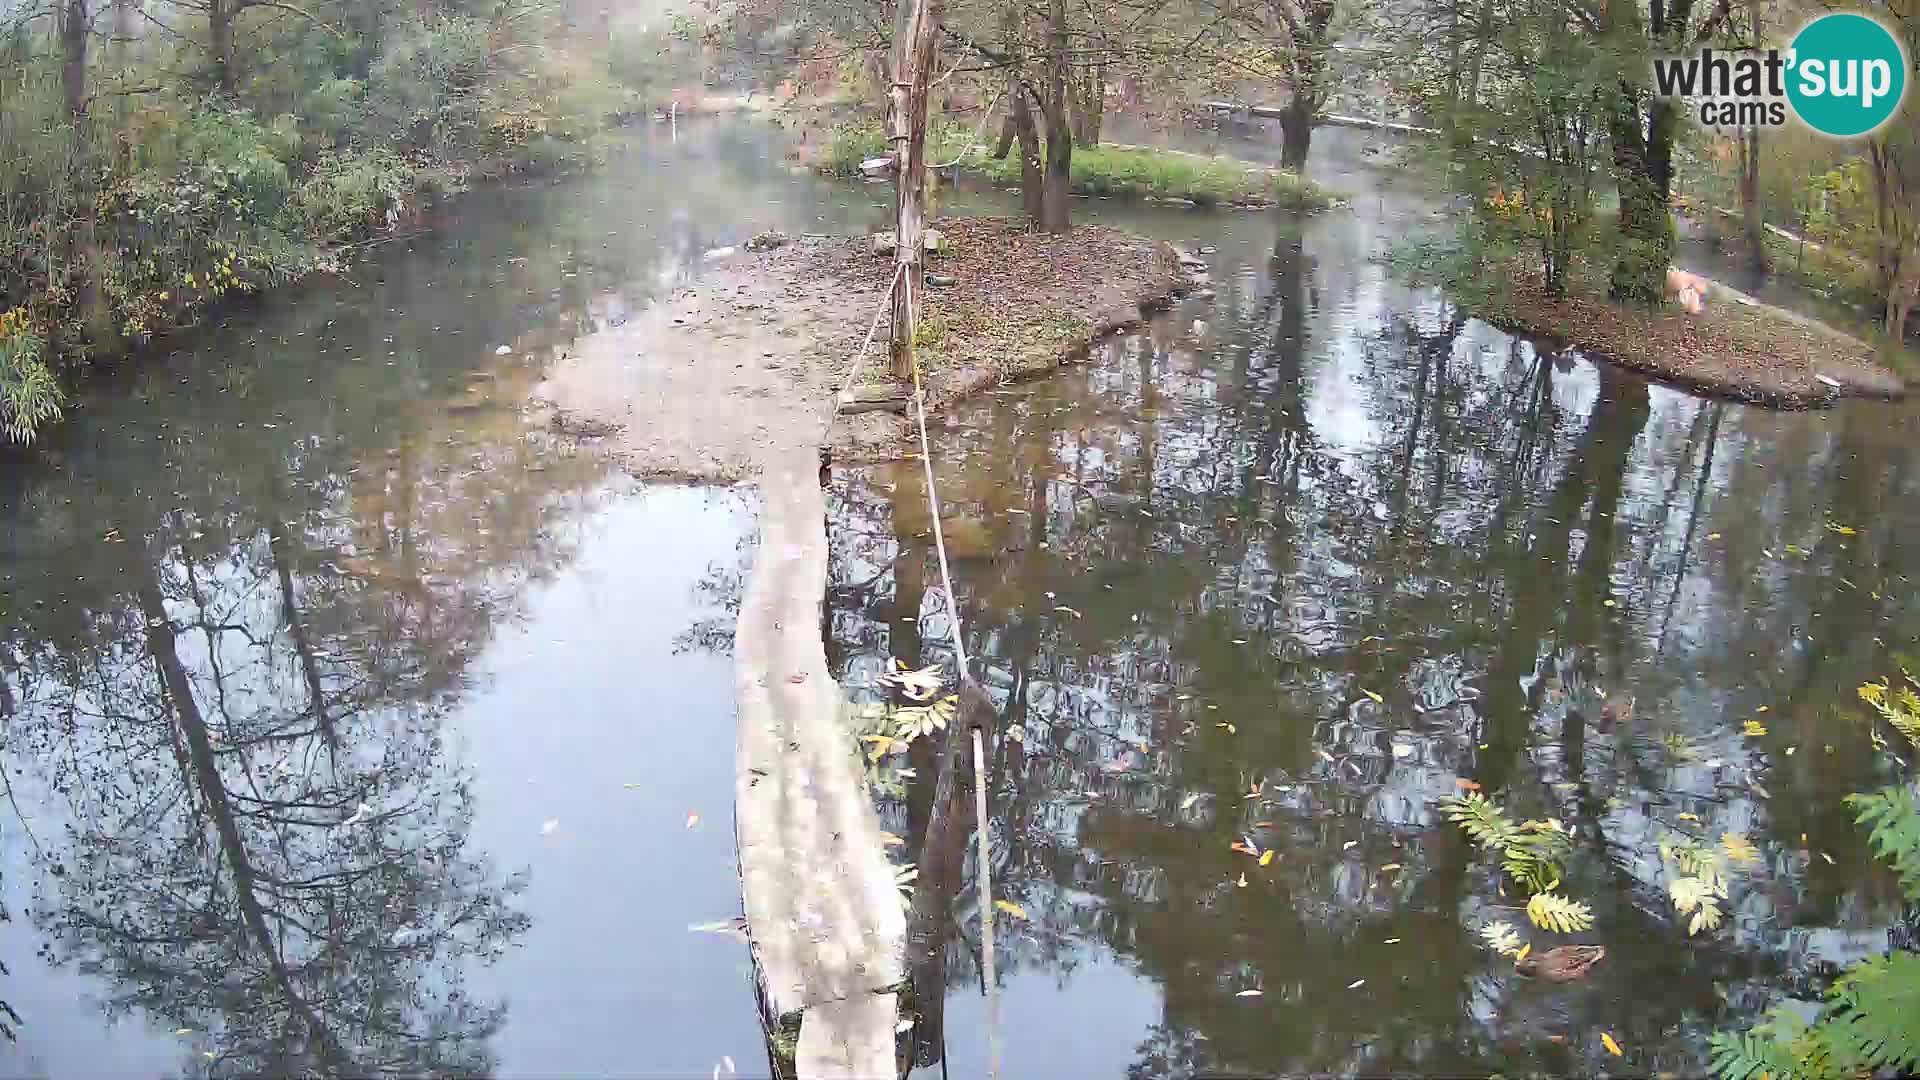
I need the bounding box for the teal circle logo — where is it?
[1787,13,1908,137]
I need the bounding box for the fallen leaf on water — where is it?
[1384,937,1402,944]
[1362,689,1384,704]
[1707,532,1722,540]
[1743,719,1768,737]
[686,812,700,829]
[1392,743,1413,758]
[879,831,905,847]
[1348,979,1365,989]
[1603,599,1617,608]
[1820,851,1835,864]
[1678,813,1700,822]
[1379,863,1402,871]
[1756,705,1770,713]
[994,900,1028,920]
[1515,943,1532,963]
[1455,779,1482,791]
[1602,1033,1623,1057]
[1259,850,1275,866]
[175,1028,193,1036]
[1343,840,1359,851]
[1236,989,1264,997]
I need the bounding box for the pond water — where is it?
[1,117,1915,1078]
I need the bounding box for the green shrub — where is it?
[295,148,434,240]
[0,310,62,443]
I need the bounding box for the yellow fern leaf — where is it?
[1526,892,1594,933]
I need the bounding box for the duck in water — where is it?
[1515,944,1605,981]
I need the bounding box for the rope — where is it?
[817,263,907,447]
[901,270,1001,1080]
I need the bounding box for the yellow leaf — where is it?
[879,831,905,848]
[1743,719,1768,737]
[1362,689,1384,704]
[1756,705,1770,713]
[1259,850,1275,866]
[1602,1033,1623,1057]
[1722,832,1759,864]
[1379,862,1402,871]
[993,900,1027,920]
[1678,813,1700,822]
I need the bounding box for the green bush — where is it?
[0,311,62,443]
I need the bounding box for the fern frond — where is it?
[1860,680,1920,751]
[1708,1028,1813,1080]
[1525,891,1593,933]
[1722,832,1760,864]
[1845,786,1920,901]
[1502,845,1561,893]
[1824,951,1920,1072]
[1441,793,1522,849]
[1479,919,1525,957]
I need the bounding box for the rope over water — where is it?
[814,260,1002,1079]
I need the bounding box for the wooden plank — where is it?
[735,458,904,1080]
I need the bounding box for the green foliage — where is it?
[1714,707,1920,1080]
[813,122,1325,209]
[0,311,62,443]
[0,0,623,443]
[1845,786,1920,901]
[975,144,1322,208]
[1440,793,1575,900]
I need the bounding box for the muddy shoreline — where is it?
[536,217,1194,480]
[1482,275,1906,409]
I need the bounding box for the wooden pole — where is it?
[888,0,941,381]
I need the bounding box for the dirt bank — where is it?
[535,217,1188,480]
[1486,274,1905,407]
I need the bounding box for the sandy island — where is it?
[534,217,1190,480]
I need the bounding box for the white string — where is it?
[818,263,907,446]
[901,269,1000,1080]
[930,89,1007,171]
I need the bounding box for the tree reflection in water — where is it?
[789,201,1920,1076]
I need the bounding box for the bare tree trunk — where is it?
[210,0,235,93]
[1012,88,1043,225]
[1738,0,1766,278]
[60,0,87,117]
[1037,0,1072,233]
[1280,97,1313,172]
[886,0,942,380]
[991,112,1016,159]
[1739,128,1767,277]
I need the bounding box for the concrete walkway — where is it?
[734,457,905,1079]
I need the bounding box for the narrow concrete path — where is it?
[734,457,905,1079]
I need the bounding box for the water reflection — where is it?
[820,200,1920,1075]
[0,121,840,1075]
